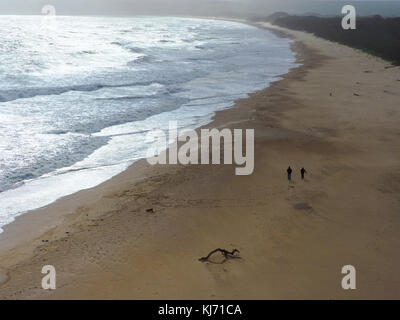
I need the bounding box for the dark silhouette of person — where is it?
[287,166,292,181]
[301,167,307,180]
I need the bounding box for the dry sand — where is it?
[0,22,399,299]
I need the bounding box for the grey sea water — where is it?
[0,16,296,231]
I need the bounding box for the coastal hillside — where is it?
[264,13,400,65]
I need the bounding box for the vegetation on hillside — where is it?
[264,13,400,65]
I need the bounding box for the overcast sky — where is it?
[0,0,399,16]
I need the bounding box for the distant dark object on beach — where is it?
[293,202,313,211]
[146,208,154,213]
[353,93,360,96]
[300,167,307,180]
[287,166,292,181]
[199,248,240,264]
[264,13,400,65]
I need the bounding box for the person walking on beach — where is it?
[300,167,307,180]
[287,166,292,181]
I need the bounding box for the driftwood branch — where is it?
[199,248,240,263]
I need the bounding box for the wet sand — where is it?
[0,22,400,299]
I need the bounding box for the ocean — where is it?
[0,16,296,231]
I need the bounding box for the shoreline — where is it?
[1,20,400,299]
[0,18,296,269]
[0,16,295,236]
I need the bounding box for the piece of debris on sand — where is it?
[199,248,241,264]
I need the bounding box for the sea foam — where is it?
[0,16,297,232]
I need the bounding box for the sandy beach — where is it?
[0,21,399,299]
